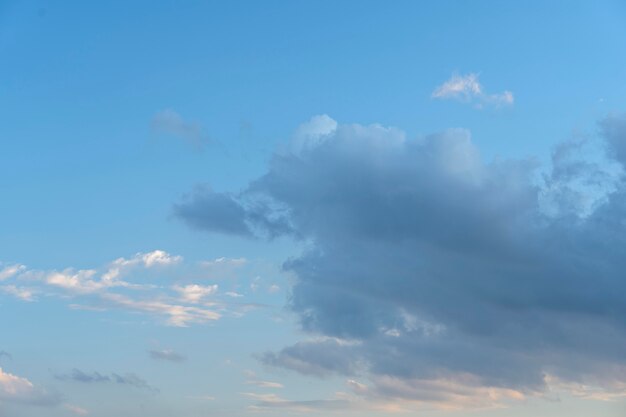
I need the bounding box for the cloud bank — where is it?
[175,113,626,409]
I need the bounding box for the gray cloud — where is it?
[174,185,253,236]
[176,114,626,403]
[260,339,359,378]
[0,351,11,361]
[149,349,186,363]
[54,369,157,392]
[151,109,209,150]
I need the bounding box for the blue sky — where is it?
[1,1,626,416]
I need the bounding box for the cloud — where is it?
[0,367,60,407]
[0,250,236,327]
[65,404,89,415]
[174,186,254,236]
[177,114,626,408]
[54,369,109,383]
[432,73,513,108]
[101,293,220,327]
[260,338,360,378]
[173,284,218,303]
[151,109,209,149]
[0,264,25,281]
[54,369,157,392]
[245,380,284,389]
[244,392,349,413]
[186,394,216,401]
[0,285,35,301]
[149,349,187,363]
[0,352,11,361]
[103,250,182,281]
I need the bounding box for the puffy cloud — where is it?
[177,114,626,408]
[0,367,60,406]
[102,250,182,281]
[173,284,218,303]
[290,114,338,155]
[432,73,513,108]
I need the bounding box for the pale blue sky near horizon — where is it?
[2,1,626,416]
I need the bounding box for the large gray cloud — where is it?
[176,114,626,403]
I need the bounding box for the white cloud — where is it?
[0,250,260,326]
[290,114,338,154]
[103,250,182,281]
[432,73,513,108]
[101,293,220,327]
[225,291,244,298]
[0,367,59,406]
[0,285,36,302]
[173,284,218,303]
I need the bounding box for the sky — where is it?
[1,1,626,416]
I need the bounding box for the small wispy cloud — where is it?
[0,250,230,327]
[246,380,284,389]
[151,109,210,150]
[65,404,89,416]
[0,264,26,281]
[1,285,36,301]
[54,369,158,393]
[432,73,513,108]
[149,349,187,363]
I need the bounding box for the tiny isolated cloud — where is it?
[432,73,513,108]
[151,109,209,149]
[149,349,187,363]
[65,404,89,416]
